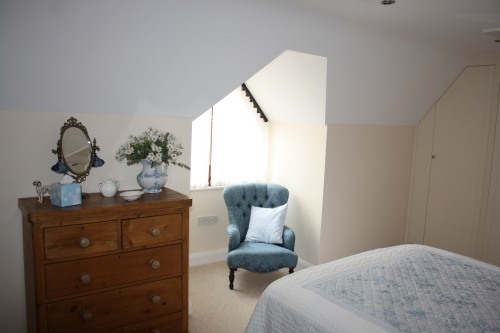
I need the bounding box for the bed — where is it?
[245,244,500,333]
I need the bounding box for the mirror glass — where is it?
[52,117,104,182]
[62,127,92,174]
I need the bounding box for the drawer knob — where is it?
[151,329,161,333]
[149,259,161,270]
[150,228,161,237]
[150,293,161,304]
[81,311,92,322]
[79,273,91,284]
[78,237,90,248]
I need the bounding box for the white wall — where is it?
[0,110,191,332]
[247,50,327,125]
[320,124,415,263]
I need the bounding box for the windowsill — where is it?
[189,186,225,192]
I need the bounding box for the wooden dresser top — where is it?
[19,188,192,223]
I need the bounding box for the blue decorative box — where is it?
[51,183,82,207]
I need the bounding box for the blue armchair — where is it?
[223,183,298,290]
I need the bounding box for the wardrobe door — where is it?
[483,81,500,266]
[406,107,435,244]
[484,170,500,266]
[423,66,494,257]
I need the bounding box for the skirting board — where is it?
[189,248,314,269]
[189,248,227,267]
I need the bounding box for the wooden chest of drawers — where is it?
[19,189,192,333]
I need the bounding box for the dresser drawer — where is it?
[44,221,118,259]
[122,214,182,248]
[45,244,182,299]
[108,313,183,333]
[47,278,182,333]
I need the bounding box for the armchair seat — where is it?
[227,242,298,273]
[223,183,298,290]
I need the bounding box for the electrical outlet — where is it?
[197,215,218,225]
[206,215,217,224]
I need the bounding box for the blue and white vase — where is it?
[137,160,168,193]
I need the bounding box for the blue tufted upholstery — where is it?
[223,183,298,290]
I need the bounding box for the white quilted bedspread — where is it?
[245,244,500,333]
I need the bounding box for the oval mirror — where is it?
[52,117,104,182]
[61,126,93,175]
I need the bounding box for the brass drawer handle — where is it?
[150,228,161,237]
[79,273,91,284]
[78,237,90,248]
[150,293,161,304]
[149,259,161,270]
[81,311,92,322]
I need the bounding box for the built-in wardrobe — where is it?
[406,55,500,266]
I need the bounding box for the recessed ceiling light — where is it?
[380,0,396,4]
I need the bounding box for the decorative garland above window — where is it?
[241,83,268,122]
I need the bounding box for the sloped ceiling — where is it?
[0,0,499,125]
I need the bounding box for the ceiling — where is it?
[1,0,499,126]
[255,0,500,125]
[293,0,500,55]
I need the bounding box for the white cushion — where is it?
[245,203,288,244]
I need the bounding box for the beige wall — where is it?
[268,121,327,264]
[320,124,415,263]
[187,122,416,266]
[187,122,328,265]
[0,110,192,332]
[0,110,415,331]
[189,188,228,255]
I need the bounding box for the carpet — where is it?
[188,261,290,333]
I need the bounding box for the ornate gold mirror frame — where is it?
[51,117,104,182]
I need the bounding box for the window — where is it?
[190,87,268,189]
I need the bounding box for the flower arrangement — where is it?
[115,127,190,169]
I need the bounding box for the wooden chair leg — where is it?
[289,268,294,274]
[229,268,236,290]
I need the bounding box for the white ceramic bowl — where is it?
[119,190,144,201]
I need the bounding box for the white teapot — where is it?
[98,179,120,197]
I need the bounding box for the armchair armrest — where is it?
[282,225,296,251]
[227,224,241,252]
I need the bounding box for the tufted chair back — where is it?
[223,183,289,243]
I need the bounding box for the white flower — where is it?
[114,127,189,169]
[151,143,162,153]
[151,129,162,142]
[124,144,134,155]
